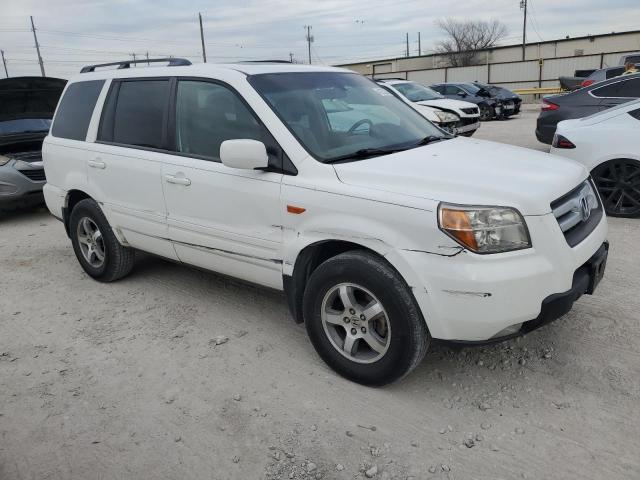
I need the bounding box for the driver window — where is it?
[175,80,263,160]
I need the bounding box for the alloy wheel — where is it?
[592,160,640,217]
[321,283,391,364]
[76,217,106,267]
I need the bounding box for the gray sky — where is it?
[2,0,640,78]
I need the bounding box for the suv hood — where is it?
[0,76,66,123]
[332,137,587,215]
[415,98,478,112]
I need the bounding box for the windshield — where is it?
[461,83,481,94]
[0,118,51,136]
[391,82,443,102]
[248,72,446,162]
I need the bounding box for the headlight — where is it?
[0,155,11,166]
[434,110,459,123]
[438,204,531,254]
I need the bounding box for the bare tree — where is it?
[435,18,508,67]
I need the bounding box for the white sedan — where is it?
[376,79,481,137]
[551,99,640,217]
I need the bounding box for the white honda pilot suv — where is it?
[43,59,609,385]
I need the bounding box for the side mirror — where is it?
[220,139,269,170]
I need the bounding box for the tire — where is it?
[479,104,493,121]
[592,159,640,218]
[69,198,135,281]
[303,250,429,386]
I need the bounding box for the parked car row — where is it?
[375,79,481,136]
[34,59,609,385]
[537,72,640,217]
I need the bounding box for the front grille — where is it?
[461,107,479,115]
[460,117,478,126]
[551,179,602,247]
[19,169,46,182]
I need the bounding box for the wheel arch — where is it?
[63,189,93,236]
[283,239,423,325]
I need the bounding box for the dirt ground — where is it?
[1,109,639,480]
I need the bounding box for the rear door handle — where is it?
[88,159,106,169]
[164,174,191,186]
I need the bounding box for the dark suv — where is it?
[536,72,640,144]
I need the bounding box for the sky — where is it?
[1,0,640,79]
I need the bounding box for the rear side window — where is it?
[605,67,624,79]
[99,79,170,149]
[592,78,640,98]
[51,80,104,141]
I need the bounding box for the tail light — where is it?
[552,134,576,149]
[580,79,595,88]
[541,101,559,111]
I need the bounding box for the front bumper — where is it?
[0,162,46,206]
[398,211,608,341]
[438,241,608,345]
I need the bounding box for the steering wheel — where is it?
[347,119,373,135]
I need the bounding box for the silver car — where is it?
[0,76,66,212]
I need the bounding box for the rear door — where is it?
[591,77,640,110]
[161,78,284,289]
[90,77,177,259]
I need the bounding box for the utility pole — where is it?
[131,53,137,66]
[30,16,45,77]
[198,13,207,63]
[146,51,149,65]
[520,0,528,61]
[418,32,421,56]
[289,52,294,63]
[1,50,8,78]
[304,26,313,64]
[406,33,409,57]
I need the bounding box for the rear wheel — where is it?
[592,159,640,218]
[69,198,135,281]
[303,250,429,386]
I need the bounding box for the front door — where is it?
[162,79,284,289]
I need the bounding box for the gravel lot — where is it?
[1,109,639,480]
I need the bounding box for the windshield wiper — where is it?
[325,135,452,164]
[324,147,405,163]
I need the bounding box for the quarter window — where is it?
[175,80,263,159]
[101,79,170,149]
[51,80,104,141]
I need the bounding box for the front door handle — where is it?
[88,159,106,169]
[164,174,191,186]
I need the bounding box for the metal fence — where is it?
[371,49,638,93]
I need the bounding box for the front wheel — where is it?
[303,251,429,386]
[479,104,493,121]
[592,159,640,218]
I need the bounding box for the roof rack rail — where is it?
[80,57,192,73]
[375,78,407,82]
[237,60,292,64]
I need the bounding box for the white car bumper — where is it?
[399,211,608,342]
